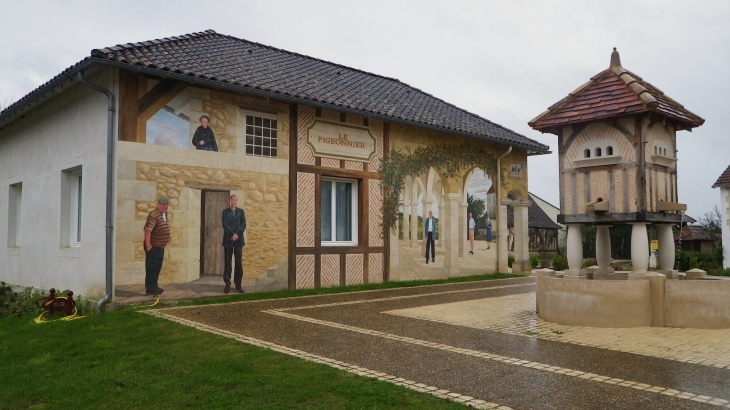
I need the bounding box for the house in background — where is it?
[674,224,717,254]
[506,193,563,255]
[0,30,549,307]
[712,165,730,267]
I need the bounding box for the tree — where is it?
[698,205,722,235]
[467,193,485,220]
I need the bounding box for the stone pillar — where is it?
[630,222,649,277]
[437,201,444,249]
[390,226,399,267]
[443,193,461,276]
[402,203,411,243]
[657,223,677,278]
[459,202,467,257]
[564,224,584,278]
[410,201,419,248]
[595,225,614,274]
[497,199,510,273]
[512,200,530,273]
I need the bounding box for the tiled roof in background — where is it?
[530,49,704,133]
[1,30,549,153]
[674,225,717,242]
[507,195,562,229]
[712,165,730,188]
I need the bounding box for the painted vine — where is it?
[379,143,500,238]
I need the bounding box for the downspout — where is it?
[77,71,115,313]
[496,146,512,273]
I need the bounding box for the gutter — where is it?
[496,146,512,273]
[76,71,115,313]
[83,59,552,154]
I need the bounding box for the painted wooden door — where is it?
[202,191,229,276]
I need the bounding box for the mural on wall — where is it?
[146,88,192,148]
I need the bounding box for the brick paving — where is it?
[147,277,728,409]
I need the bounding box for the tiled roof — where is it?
[674,225,716,242]
[682,213,697,224]
[712,165,730,188]
[1,30,549,154]
[507,195,562,229]
[529,48,704,134]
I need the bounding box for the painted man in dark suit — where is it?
[222,195,246,293]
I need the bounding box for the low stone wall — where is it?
[666,280,730,328]
[537,276,652,327]
[537,273,730,328]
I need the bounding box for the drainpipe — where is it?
[496,146,512,273]
[77,71,115,313]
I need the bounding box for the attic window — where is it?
[584,149,591,158]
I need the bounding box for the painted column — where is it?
[402,202,410,243]
[410,201,419,248]
[498,199,510,272]
[596,225,613,274]
[443,193,461,276]
[565,224,584,277]
[630,222,649,277]
[422,199,433,256]
[512,201,530,273]
[657,223,676,277]
[437,201,444,249]
[459,202,467,257]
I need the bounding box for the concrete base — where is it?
[660,269,680,279]
[562,269,585,279]
[594,272,628,280]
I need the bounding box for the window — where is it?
[321,178,358,245]
[245,114,278,157]
[61,167,83,247]
[607,146,613,156]
[584,149,591,158]
[654,146,658,155]
[595,147,602,157]
[8,183,22,247]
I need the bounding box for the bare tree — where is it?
[698,205,723,235]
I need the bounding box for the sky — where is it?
[1,0,728,220]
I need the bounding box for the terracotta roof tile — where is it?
[529,50,704,133]
[0,30,549,153]
[674,225,716,242]
[712,165,730,188]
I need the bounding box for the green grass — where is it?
[1,274,519,410]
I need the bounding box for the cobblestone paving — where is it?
[150,277,727,409]
[386,292,730,370]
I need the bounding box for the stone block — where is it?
[115,241,136,263]
[117,141,159,162]
[116,220,146,243]
[172,210,193,229]
[187,228,201,248]
[169,247,189,263]
[175,263,198,283]
[685,268,707,279]
[117,159,137,180]
[116,200,137,221]
[117,180,157,202]
[115,262,145,286]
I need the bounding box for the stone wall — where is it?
[115,141,288,286]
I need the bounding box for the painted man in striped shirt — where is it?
[144,197,172,295]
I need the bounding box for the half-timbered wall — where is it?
[288,105,387,289]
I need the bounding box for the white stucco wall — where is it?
[0,69,115,299]
[722,187,729,269]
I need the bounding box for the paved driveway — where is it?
[147,277,729,409]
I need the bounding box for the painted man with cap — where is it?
[143,197,172,295]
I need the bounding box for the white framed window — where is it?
[244,113,278,157]
[8,182,22,247]
[321,178,358,246]
[61,167,83,247]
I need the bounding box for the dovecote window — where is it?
[595,147,602,157]
[584,149,591,158]
[245,114,278,158]
[607,146,613,156]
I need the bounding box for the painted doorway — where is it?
[201,190,229,276]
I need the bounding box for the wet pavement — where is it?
[146,277,730,409]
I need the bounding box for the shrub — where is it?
[676,251,722,272]
[0,282,92,319]
[708,268,730,277]
[508,255,515,268]
[582,258,596,269]
[529,255,540,269]
[552,255,568,271]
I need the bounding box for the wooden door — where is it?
[201,191,229,276]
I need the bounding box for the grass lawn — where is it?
[1,274,517,410]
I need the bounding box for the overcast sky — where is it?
[2,0,728,219]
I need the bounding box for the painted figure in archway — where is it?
[222,195,246,293]
[486,219,493,250]
[425,211,436,264]
[468,212,475,255]
[143,197,172,295]
[192,115,219,151]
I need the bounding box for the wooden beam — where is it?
[136,80,187,142]
[288,104,298,290]
[657,201,687,212]
[382,121,390,282]
[297,164,380,180]
[118,70,139,142]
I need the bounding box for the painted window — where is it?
[584,149,591,158]
[8,182,22,247]
[321,178,358,245]
[245,114,278,157]
[61,167,83,247]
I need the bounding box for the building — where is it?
[712,165,730,267]
[0,30,549,307]
[674,225,717,254]
[506,194,563,254]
